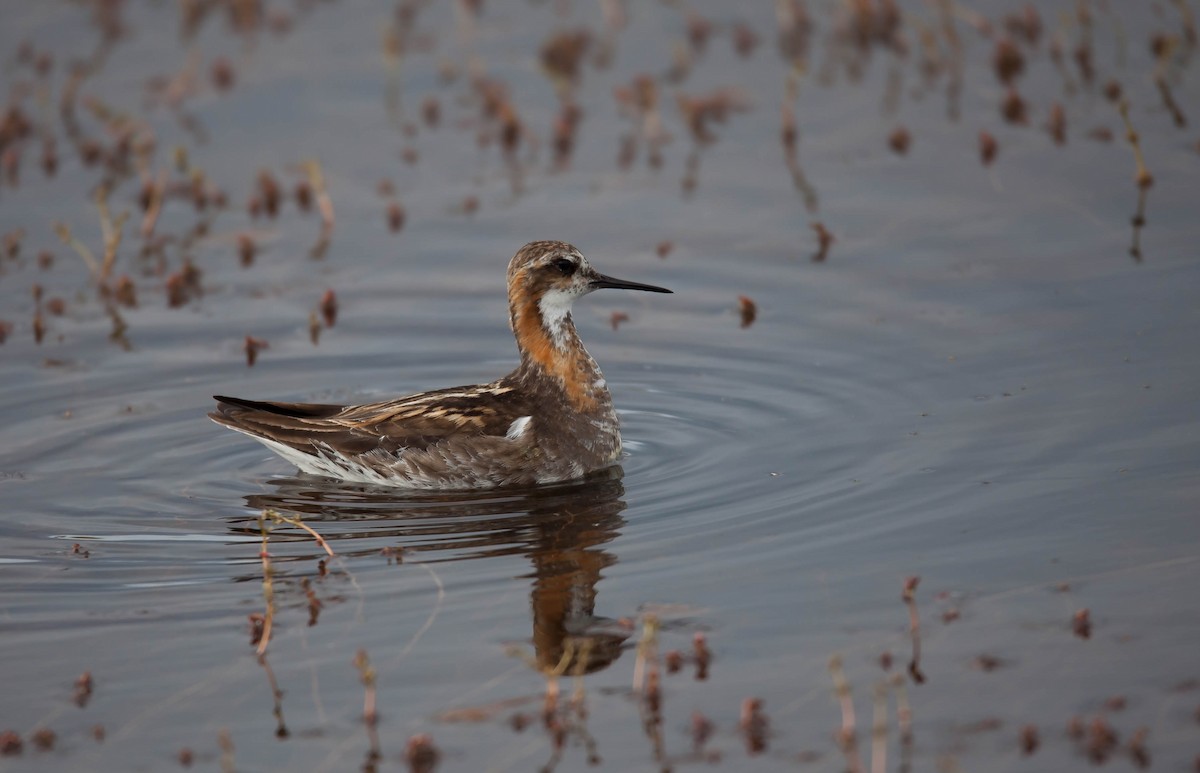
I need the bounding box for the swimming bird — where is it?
[210,240,671,489]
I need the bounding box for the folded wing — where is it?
[210,384,531,460]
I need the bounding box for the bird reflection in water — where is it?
[232,467,631,674]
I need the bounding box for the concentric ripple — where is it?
[2,330,964,591]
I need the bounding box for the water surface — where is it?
[1,1,1198,770]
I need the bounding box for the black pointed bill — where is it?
[589,272,672,294]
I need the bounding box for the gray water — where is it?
[1,1,1198,770]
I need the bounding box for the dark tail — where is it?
[212,395,344,419]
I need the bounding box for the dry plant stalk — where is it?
[902,576,925,683]
[570,638,594,707]
[542,670,560,727]
[829,654,864,773]
[95,185,129,283]
[640,664,667,767]
[353,648,382,770]
[1116,100,1153,191]
[217,728,235,773]
[739,697,768,754]
[140,169,168,238]
[533,640,571,767]
[258,654,289,739]
[256,514,275,655]
[539,636,576,728]
[891,672,914,772]
[568,639,601,764]
[53,222,100,278]
[631,614,660,691]
[692,631,711,680]
[353,649,378,726]
[263,508,335,556]
[871,681,888,773]
[812,222,835,262]
[302,160,335,231]
[73,671,94,708]
[1116,99,1153,260]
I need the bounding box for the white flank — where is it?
[233,432,497,490]
[253,437,359,478]
[506,415,532,440]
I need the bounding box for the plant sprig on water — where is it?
[353,649,378,726]
[52,222,99,278]
[255,513,275,656]
[303,160,335,230]
[53,184,130,287]
[1115,99,1153,260]
[902,576,925,683]
[353,648,382,769]
[829,654,864,773]
[631,614,659,692]
[262,508,335,557]
[94,184,128,284]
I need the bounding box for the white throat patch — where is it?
[538,288,581,350]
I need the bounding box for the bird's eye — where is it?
[550,256,577,275]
